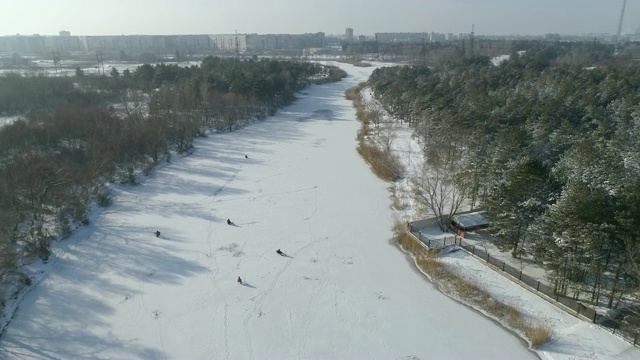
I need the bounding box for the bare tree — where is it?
[624,238,640,285]
[379,117,397,153]
[364,99,383,134]
[413,161,469,232]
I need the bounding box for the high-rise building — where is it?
[345,28,354,42]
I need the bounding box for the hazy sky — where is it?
[3,0,639,37]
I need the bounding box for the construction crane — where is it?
[617,0,627,43]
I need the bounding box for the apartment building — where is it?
[0,32,326,55]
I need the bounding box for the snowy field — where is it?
[0,115,22,128]
[0,61,637,359]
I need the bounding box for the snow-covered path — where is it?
[0,63,536,359]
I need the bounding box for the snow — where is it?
[492,54,510,66]
[491,51,526,66]
[451,212,489,230]
[0,61,638,359]
[0,115,23,128]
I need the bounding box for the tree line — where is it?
[342,39,617,67]
[0,57,346,305]
[368,42,640,316]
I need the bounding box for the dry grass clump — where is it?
[353,61,372,67]
[357,143,402,182]
[344,87,360,102]
[395,229,446,275]
[458,281,486,300]
[336,59,372,67]
[356,124,371,144]
[345,82,367,103]
[346,83,403,182]
[506,304,522,324]
[392,221,553,348]
[416,255,447,277]
[356,108,367,124]
[522,321,553,347]
[394,226,423,251]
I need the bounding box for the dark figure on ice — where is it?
[276,249,284,256]
[245,155,248,159]
[155,230,161,238]
[227,219,233,225]
[237,276,243,285]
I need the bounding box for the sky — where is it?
[0,61,638,359]
[2,0,640,37]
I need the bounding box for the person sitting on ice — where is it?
[155,230,161,237]
[276,249,284,256]
[245,155,248,159]
[227,219,233,225]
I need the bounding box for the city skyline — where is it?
[2,0,640,37]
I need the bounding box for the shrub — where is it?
[523,321,553,347]
[506,305,522,324]
[95,189,113,207]
[124,166,137,185]
[26,237,51,262]
[328,67,348,81]
[19,273,32,286]
[357,143,402,181]
[0,246,18,271]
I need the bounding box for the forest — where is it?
[0,57,346,307]
[368,42,640,322]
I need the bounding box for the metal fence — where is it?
[456,239,598,321]
[414,233,457,249]
[410,229,639,346]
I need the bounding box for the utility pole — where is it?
[616,0,627,43]
[95,50,105,75]
[52,50,58,73]
[469,24,475,57]
[100,50,105,74]
[235,29,240,60]
[96,50,100,75]
[461,37,465,57]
